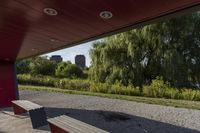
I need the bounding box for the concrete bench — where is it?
[48,115,109,133]
[12,100,47,128]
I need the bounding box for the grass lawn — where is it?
[19,85,200,110]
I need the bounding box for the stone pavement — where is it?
[0,108,50,133]
[1,90,200,133]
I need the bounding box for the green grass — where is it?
[19,85,200,110]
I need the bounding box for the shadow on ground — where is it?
[43,107,200,133]
[1,107,199,133]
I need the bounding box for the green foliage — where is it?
[163,88,180,99]
[109,83,141,96]
[16,59,31,74]
[90,82,111,93]
[82,68,89,79]
[55,61,71,77]
[29,56,57,76]
[143,78,200,101]
[17,74,200,101]
[55,79,90,91]
[19,85,200,110]
[89,12,200,88]
[179,89,200,101]
[143,77,170,98]
[17,57,86,79]
[55,62,83,78]
[17,74,58,87]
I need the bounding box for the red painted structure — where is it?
[12,103,27,115]
[49,123,67,133]
[0,61,18,107]
[0,0,200,107]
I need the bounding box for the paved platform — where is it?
[1,90,200,133]
[0,108,50,133]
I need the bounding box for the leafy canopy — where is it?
[89,12,200,88]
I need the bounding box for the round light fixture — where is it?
[4,58,10,61]
[31,48,37,51]
[43,8,58,16]
[100,11,113,19]
[50,38,59,42]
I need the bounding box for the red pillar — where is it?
[0,61,18,108]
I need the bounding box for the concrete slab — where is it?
[0,108,50,133]
[1,90,200,133]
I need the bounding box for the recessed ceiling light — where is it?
[31,48,37,51]
[100,11,113,19]
[5,58,10,61]
[50,38,59,42]
[43,8,58,16]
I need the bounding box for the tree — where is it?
[30,56,57,76]
[89,12,200,88]
[16,59,31,74]
[55,62,83,78]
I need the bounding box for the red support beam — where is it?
[0,61,18,108]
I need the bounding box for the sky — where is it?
[44,41,94,67]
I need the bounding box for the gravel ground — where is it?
[19,90,200,133]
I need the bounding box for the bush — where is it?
[143,78,170,98]
[179,88,197,100]
[89,82,111,93]
[163,88,180,99]
[17,74,200,101]
[16,59,31,74]
[55,79,90,91]
[30,56,57,76]
[17,74,58,87]
[126,86,141,96]
[55,62,83,78]
[142,78,200,101]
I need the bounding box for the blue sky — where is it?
[44,41,94,66]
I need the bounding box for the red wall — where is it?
[0,61,18,107]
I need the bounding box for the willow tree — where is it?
[89,12,200,88]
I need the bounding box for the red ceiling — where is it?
[0,0,200,62]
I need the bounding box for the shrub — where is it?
[126,86,141,96]
[55,62,83,78]
[17,74,58,87]
[194,91,200,101]
[18,74,90,91]
[17,74,200,101]
[30,56,57,76]
[179,88,197,100]
[55,79,90,91]
[89,82,110,93]
[16,59,31,74]
[163,88,180,99]
[143,78,170,98]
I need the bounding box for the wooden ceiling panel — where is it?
[0,0,199,61]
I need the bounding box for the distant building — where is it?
[75,55,86,69]
[50,55,63,63]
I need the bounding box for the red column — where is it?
[0,61,18,108]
